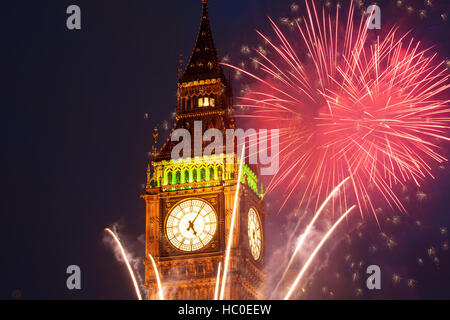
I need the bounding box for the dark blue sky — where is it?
[1,0,449,299]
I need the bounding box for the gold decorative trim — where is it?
[176,109,225,120]
[179,78,221,88]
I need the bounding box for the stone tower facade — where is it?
[142,0,267,300]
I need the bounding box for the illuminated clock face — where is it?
[165,199,217,252]
[248,208,262,261]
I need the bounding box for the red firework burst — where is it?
[224,0,450,222]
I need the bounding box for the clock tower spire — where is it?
[153,0,233,162]
[180,0,225,84]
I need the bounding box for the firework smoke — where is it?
[272,177,350,295]
[104,228,142,300]
[284,205,356,299]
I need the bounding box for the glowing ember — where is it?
[148,254,164,300]
[219,145,246,300]
[214,262,222,300]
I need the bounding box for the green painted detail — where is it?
[148,154,264,198]
[241,164,263,199]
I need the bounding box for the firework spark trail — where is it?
[223,0,450,220]
[148,254,164,300]
[214,262,222,300]
[104,228,142,300]
[271,177,350,297]
[219,144,246,300]
[284,205,356,300]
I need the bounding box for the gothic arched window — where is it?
[193,169,198,182]
[200,168,206,181]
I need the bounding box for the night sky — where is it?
[2,0,449,299]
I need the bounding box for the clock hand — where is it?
[187,204,207,236]
[191,203,205,224]
[187,220,197,236]
[191,226,203,243]
[191,213,201,225]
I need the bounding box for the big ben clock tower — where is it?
[142,0,267,300]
